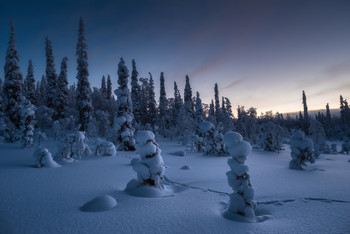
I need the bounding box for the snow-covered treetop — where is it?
[117,57,129,88]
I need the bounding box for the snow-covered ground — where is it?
[0,138,349,233]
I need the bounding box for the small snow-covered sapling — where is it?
[133,131,165,188]
[224,131,256,220]
[33,147,60,168]
[289,131,315,170]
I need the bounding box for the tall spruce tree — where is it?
[214,83,222,123]
[131,59,141,123]
[302,90,310,132]
[158,72,168,135]
[100,75,107,99]
[107,75,112,100]
[113,57,135,151]
[39,75,47,106]
[23,60,36,105]
[3,20,23,128]
[55,57,69,119]
[45,37,57,109]
[195,91,204,123]
[148,72,157,128]
[76,17,93,131]
[184,75,194,117]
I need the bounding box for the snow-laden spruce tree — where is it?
[34,147,60,168]
[100,75,107,99]
[131,59,141,124]
[197,121,226,156]
[127,131,165,190]
[309,120,326,158]
[38,75,47,106]
[56,131,91,161]
[19,96,35,148]
[289,130,315,170]
[107,75,112,100]
[184,75,194,117]
[224,131,256,221]
[45,37,57,110]
[148,73,157,128]
[76,18,93,131]
[158,72,168,135]
[23,60,36,105]
[214,83,223,123]
[3,20,23,129]
[113,58,136,151]
[259,122,283,153]
[0,78,3,97]
[54,57,69,119]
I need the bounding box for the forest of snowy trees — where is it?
[1,19,350,160]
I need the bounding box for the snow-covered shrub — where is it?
[224,131,256,220]
[130,131,165,188]
[19,96,35,148]
[56,131,91,160]
[289,131,315,170]
[341,141,350,154]
[323,144,331,154]
[95,141,116,156]
[35,130,47,147]
[2,116,17,142]
[197,121,226,156]
[309,120,326,158]
[259,122,283,153]
[33,147,60,168]
[331,144,338,154]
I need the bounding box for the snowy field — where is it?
[1,138,350,234]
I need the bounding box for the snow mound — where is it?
[33,148,61,168]
[130,157,140,165]
[136,131,155,144]
[125,179,173,198]
[80,195,117,212]
[180,165,192,170]
[95,141,116,156]
[198,121,215,132]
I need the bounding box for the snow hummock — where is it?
[180,165,192,170]
[33,147,61,168]
[80,195,117,212]
[95,141,116,156]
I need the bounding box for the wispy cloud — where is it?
[222,78,246,90]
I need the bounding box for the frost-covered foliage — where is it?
[147,73,157,128]
[259,122,284,153]
[130,59,141,123]
[34,147,60,168]
[184,75,194,118]
[106,75,112,100]
[309,120,326,158]
[76,18,93,131]
[224,131,256,220]
[35,130,47,147]
[95,141,116,156]
[132,131,165,188]
[3,20,23,129]
[35,105,54,131]
[112,57,135,151]
[2,116,17,142]
[158,72,168,135]
[19,96,35,148]
[214,83,222,123]
[45,37,57,110]
[197,121,226,156]
[23,60,36,105]
[56,131,91,160]
[289,131,315,170]
[95,110,110,136]
[100,75,107,99]
[54,57,69,119]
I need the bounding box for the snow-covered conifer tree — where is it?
[76,17,93,131]
[289,131,315,170]
[195,92,204,124]
[259,122,283,153]
[107,75,112,100]
[0,78,3,97]
[23,60,36,105]
[38,75,47,106]
[19,96,35,148]
[214,83,223,123]
[45,37,57,109]
[208,99,216,124]
[101,75,107,99]
[3,20,23,129]
[159,72,168,135]
[95,110,110,136]
[55,57,69,119]
[113,57,135,151]
[131,59,141,124]
[128,131,165,189]
[309,120,326,158]
[148,72,157,128]
[224,131,256,220]
[184,75,194,117]
[197,121,226,156]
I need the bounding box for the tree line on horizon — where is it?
[0,19,349,154]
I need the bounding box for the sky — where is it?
[0,0,349,115]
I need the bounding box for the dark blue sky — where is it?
[1,0,350,113]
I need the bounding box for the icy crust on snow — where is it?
[223,131,258,222]
[80,195,117,212]
[33,147,61,168]
[125,131,168,197]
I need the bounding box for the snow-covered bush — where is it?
[56,131,91,160]
[289,131,315,170]
[224,131,256,220]
[33,147,60,168]
[130,131,165,188]
[309,120,326,158]
[19,96,35,148]
[95,141,116,156]
[259,122,283,153]
[196,121,226,156]
[341,141,350,154]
